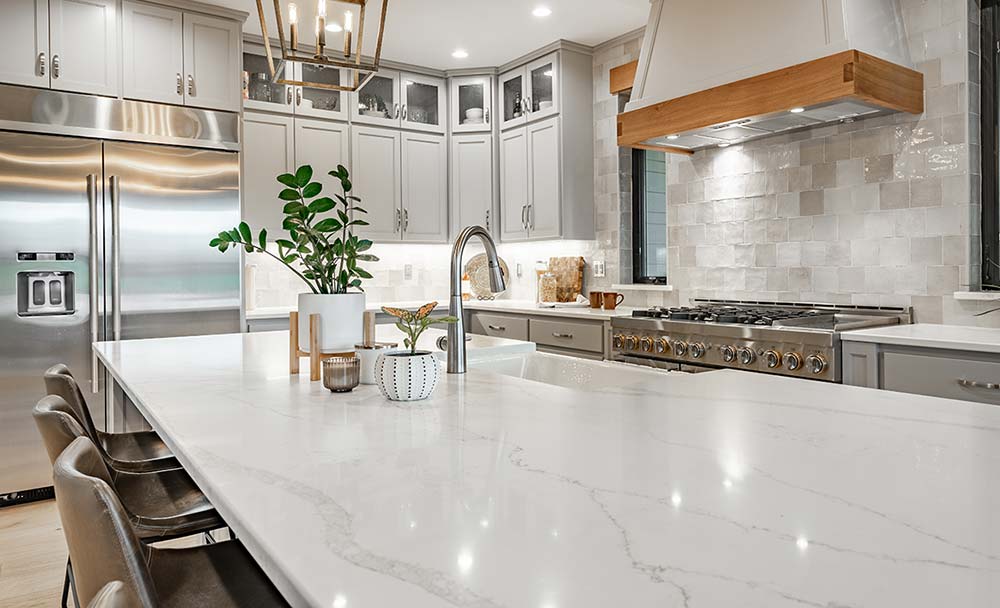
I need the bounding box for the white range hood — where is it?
[618,0,923,153]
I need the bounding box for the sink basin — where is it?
[468,351,688,392]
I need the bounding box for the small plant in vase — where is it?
[210,164,377,354]
[376,302,458,401]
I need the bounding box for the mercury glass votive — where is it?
[322,357,360,392]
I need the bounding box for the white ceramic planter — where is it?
[375,351,441,402]
[297,292,365,353]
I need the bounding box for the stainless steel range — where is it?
[610,300,911,382]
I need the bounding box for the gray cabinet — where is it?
[352,125,402,242]
[466,309,609,360]
[401,132,448,242]
[451,133,495,236]
[123,1,184,104]
[0,0,49,89]
[242,112,294,235]
[49,0,119,96]
[182,12,241,111]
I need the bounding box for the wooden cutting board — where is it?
[548,256,585,302]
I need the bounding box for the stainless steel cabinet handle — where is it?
[524,96,530,113]
[286,87,292,104]
[521,205,527,229]
[402,104,408,120]
[484,107,489,123]
[485,209,490,232]
[52,54,60,78]
[110,176,121,341]
[403,208,409,231]
[296,88,302,105]
[393,103,400,119]
[552,332,574,339]
[39,52,46,76]
[176,73,182,95]
[395,208,401,232]
[957,379,1000,390]
[87,174,99,393]
[187,75,194,96]
[487,325,506,331]
[527,204,533,229]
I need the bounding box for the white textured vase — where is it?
[375,351,441,402]
[297,293,365,353]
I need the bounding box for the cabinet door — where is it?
[50,0,119,97]
[400,73,446,134]
[243,50,294,113]
[401,133,448,243]
[243,113,295,236]
[451,75,492,133]
[183,12,241,112]
[525,52,560,123]
[499,67,526,131]
[499,128,529,242]
[293,118,350,204]
[451,134,494,236]
[350,71,401,128]
[122,1,184,105]
[351,126,401,242]
[526,118,561,239]
[0,0,48,88]
[294,63,349,121]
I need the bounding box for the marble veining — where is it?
[94,332,1000,608]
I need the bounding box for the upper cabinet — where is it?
[182,12,241,112]
[499,51,560,131]
[123,2,184,104]
[450,75,492,133]
[242,50,294,113]
[0,0,49,88]
[293,63,349,120]
[352,70,446,134]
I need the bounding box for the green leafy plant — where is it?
[382,302,459,354]
[210,164,377,294]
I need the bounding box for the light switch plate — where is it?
[404,264,413,281]
[516,263,523,278]
[593,260,606,278]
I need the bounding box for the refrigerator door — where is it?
[103,142,241,342]
[0,131,105,496]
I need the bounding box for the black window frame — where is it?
[631,149,668,285]
[982,1,999,288]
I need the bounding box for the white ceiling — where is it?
[214,0,649,70]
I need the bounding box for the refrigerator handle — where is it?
[87,174,99,394]
[110,175,121,341]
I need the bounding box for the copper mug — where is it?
[602,292,625,310]
[588,291,603,309]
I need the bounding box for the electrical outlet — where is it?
[403,264,413,281]
[593,260,606,278]
[516,263,523,278]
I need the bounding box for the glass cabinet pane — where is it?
[457,81,487,126]
[529,62,554,112]
[404,79,440,126]
[357,74,396,120]
[502,74,524,123]
[242,53,288,105]
[299,64,343,113]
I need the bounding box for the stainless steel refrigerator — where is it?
[0,131,241,501]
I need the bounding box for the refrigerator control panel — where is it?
[17,271,76,316]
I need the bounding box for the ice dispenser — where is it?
[17,271,76,316]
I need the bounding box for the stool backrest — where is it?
[53,437,156,608]
[88,581,130,608]
[44,364,103,447]
[32,395,89,465]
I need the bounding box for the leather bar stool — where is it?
[88,582,130,608]
[54,437,289,608]
[44,364,178,473]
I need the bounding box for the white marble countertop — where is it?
[464,299,636,320]
[93,332,1000,608]
[842,323,1000,354]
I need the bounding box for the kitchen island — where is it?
[94,332,1000,608]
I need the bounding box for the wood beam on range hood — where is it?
[610,60,639,95]
[616,50,924,149]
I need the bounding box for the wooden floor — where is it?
[0,500,67,608]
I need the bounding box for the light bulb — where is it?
[344,10,353,32]
[317,0,326,18]
[288,2,298,24]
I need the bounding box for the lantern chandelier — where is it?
[255,0,389,92]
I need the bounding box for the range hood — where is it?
[617,0,923,154]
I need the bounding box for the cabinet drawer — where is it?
[529,318,603,353]
[882,351,1000,405]
[468,312,528,341]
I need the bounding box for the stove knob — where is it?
[720,345,737,362]
[640,337,654,352]
[763,350,781,369]
[672,340,688,356]
[625,335,639,351]
[613,334,625,349]
[783,352,802,371]
[738,347,756,365]
[690,342,706,359]
[806,354,828,375]
[655,338,670,354]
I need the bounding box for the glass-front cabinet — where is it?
[401,73,446,134]
[242,51,293,112]
[499,51,560,130]
[293,63,349,120]
[499,68,526,130]
[450,75,492,133]
[351,70,402,128]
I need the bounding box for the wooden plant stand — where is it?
[289,311,355,381]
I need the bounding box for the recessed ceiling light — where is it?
[452,49,468,59]
[790,107,805,113]
[532,6,552,17]
[666,134,679,140]
[325,22,342,32]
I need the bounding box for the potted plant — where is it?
[376,302,458,401]
[210,164,377,353]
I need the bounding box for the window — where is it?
[982,2,999,288]
[632,149,668,284]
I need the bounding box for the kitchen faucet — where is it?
[447,225,506,373]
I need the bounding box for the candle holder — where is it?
[322,357,360,392]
